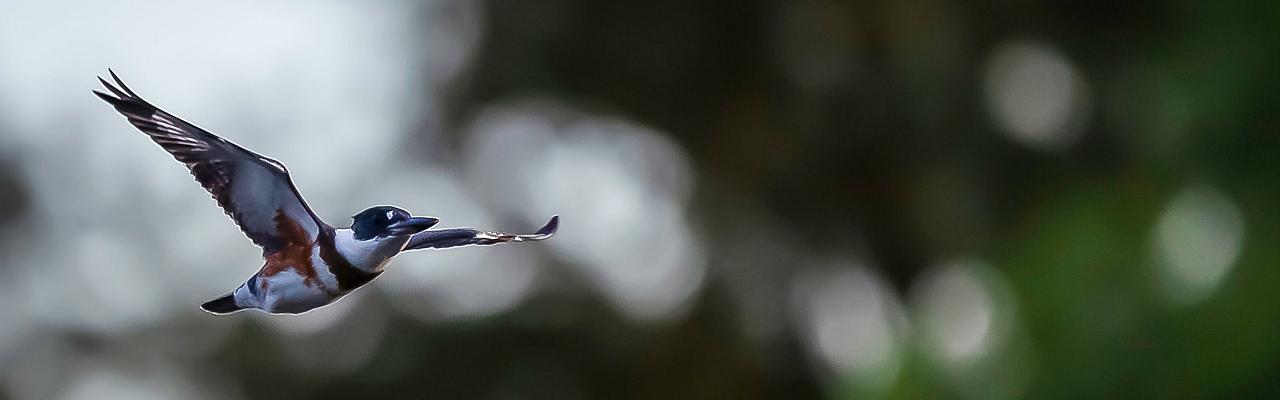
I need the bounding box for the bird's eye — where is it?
[386,211,395,220]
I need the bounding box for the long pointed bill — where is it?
[482,215,560,243]
[387,216,440,235]
[523,215,559,240]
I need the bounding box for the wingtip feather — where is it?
[97,76,128,98]
[92,90,119,103]
[107,68,139,97]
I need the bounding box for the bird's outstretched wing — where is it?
[94,70,326,254]
[405,216,559,251]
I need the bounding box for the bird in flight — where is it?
[93,70,558,315]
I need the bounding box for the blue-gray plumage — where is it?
[93,69,559,315]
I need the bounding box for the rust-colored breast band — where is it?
[260,209,322,288]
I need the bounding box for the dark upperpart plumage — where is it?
[93,69,327,255]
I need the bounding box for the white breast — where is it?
[333,229,409,273]
[310,245,341,290]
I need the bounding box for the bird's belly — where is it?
[253,245,348,313]
[257,269,338,313]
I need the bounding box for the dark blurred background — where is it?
[2,0,1279,399]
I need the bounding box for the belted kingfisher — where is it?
[93,70,558,315]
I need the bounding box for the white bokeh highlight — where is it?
[791,262,907,392]
[984,40,1091,152]
[1153,184,1245,304]
[464,99,705,322]
[911,260,1016,368]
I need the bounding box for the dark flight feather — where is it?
[95,70,327,254]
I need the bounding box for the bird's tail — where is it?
[200,293,244,315]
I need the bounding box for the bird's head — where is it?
[351,206,439,240]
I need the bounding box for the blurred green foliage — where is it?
[426,0,1280,398]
